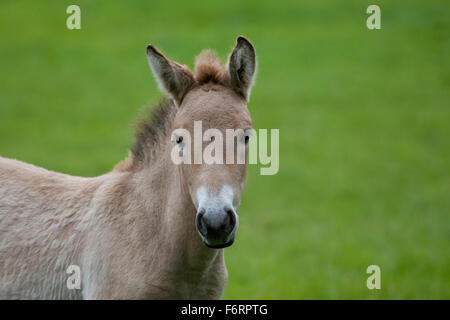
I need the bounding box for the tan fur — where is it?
[0,37,256,300]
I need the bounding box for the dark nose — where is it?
[196,207,236,243]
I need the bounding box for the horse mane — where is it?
[114,50,227,172]
[114,98,177,172]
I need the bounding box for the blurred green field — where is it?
[0,0,449,299]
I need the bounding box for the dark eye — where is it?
[176,136,183,144]
[244,135,249,145]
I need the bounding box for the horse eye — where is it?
[244,135,249,144]
[176,136,183,144]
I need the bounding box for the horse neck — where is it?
[132,140,222,274]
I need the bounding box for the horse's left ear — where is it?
[227,36,256,101]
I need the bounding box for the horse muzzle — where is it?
[196,206,238,249]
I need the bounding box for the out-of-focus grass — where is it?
[0,0,449,299]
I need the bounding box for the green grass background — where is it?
[0,0,449,299]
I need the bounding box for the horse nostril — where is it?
[224,207,236,233]
[196,210,207,236]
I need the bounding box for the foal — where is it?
[0,36,256,299]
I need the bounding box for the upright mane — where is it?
[114,98,177,172]
[115,50,228,172]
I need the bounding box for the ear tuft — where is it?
[227,36,257,101]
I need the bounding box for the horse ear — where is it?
[227,36,256,101]
[146,45,195,106]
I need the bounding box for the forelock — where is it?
[194,50,226,85]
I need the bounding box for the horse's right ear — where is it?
[146,45,195,106]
